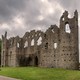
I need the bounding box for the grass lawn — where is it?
[0,67,80,80]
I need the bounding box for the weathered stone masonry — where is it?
[1,10,79,70]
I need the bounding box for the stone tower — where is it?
[59,10,79,69]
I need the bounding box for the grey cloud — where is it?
[0,0,26,23]
[55,0,79,13]
[23,0,62,29]
[0,0,79,38]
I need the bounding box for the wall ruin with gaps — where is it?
[1,10,79,70]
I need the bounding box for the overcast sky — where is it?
[0,0,79,37]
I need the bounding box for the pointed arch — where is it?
[37,37,42,45]
[17,42,20,48]
[35,56,38,66]
[65,23,71,33]
[24,41,28,48]
[31,39,34,46]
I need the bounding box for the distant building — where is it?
[1,10,79,70]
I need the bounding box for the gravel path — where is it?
[0,76,20,80]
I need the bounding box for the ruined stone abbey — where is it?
[1,10,79,70]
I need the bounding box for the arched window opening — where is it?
[62,17,64,21]
[31,39,34,46]
[45,42,48,49]
[68,14,73,18]
[65,24,71,33]
[17,42,20,48]
[24,41,28,48]
[35,56,38,66]
[10,51,12,60]
[54,43,57,49]
[37,37,42,45]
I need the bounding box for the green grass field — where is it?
[0,67,80,80]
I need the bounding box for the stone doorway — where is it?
[35,56,38,66]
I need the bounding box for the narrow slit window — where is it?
[54,43,57,49]
[31,39,34,46]
[17,43,20,48]
[65,24,71,33]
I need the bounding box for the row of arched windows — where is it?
[17,37,42,48]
